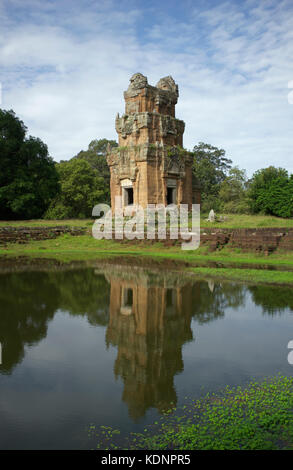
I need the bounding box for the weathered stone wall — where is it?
[2,226,291,254]
[115,113,184,147]
[107,227,293,254]
[0,226,86,245]
[200,228,293,253]
[123,74,178,117]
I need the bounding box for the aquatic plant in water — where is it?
[89,375,293,450]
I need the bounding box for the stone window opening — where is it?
[123,187,134,206]
[167,187,176,205]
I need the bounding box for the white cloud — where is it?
[0,0,293,175]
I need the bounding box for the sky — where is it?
[1,0,293,176]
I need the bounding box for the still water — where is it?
[0,263,293,449]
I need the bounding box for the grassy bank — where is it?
[1,213,293,229]
[0,218,93,228]
[200,213,293,229]
[1,214,293,284]
[90,375,293,450]
[189,267,293,285]
[1,232,293,285]
[1,231,293,265]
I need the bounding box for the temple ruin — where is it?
[107,73,200,210]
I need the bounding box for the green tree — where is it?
[192,142,232,212]
[74,138,117,204]
[247,166,293,218]
[219,166,249,213]
[45,158,105,219]
[0,109,60,219]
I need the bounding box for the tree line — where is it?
[0,109,292,220]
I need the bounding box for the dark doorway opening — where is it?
[166,288,174,307]
[167,187,174,204]
[166,288,176,316]
[124,288,133,307]
[124,187,134,205]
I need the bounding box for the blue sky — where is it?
[1,0,293,175]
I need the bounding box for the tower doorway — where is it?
[167,187,177,204]
[123,187,134,206]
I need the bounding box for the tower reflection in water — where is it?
[96,265,195,420]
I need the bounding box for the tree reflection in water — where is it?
[1,263,292,419]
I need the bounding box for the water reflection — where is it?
[0,272,58,374]
[0,269,110,374]
[249,285,293,316]
[101,266,194,419]
[0,264,292,423]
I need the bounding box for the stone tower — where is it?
[107,73,200,210]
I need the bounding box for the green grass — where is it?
[0,218,93,228]
[1,213,293,229]
[1,233,293,264]
[200,213,293,228]
[1,234,293,284]
[90,375,293,450]
[1,214,293,285]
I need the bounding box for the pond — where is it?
[0,263,292,449]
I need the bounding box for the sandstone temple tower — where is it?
[107,73,200,210]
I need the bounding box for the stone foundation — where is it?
[1,226,292,254]
[200,228,293,253]
[106,227,293,254]
[0,226,86,245]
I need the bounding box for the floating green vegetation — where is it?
[89,375,293,450]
